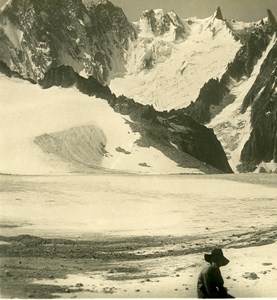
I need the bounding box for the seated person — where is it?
[197,248,234,298]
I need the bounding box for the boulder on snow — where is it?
[242,272,259,280]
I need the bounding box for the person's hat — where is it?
[204,248,229,266]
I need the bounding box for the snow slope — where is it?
[110,14,241,111]
[209,35,277,172]
[0,75,201,175]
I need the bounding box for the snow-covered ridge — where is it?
[0,75,202,175]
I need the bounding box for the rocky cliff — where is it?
[186,23,275,124]
[0,0,136,84]
[238,42,277,172]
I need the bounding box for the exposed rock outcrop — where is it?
[185,24,275,125]
[214,7,224,21]
[223,26,274,82]
[238,42,277,172]
[0,0,136,83]
[183,20,276,172]
[267,9,277,31]
[184,78,230,124]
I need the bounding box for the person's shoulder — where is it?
[201,264,214,274]
[204,264,219,274]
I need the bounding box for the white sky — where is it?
[0,0,277,22]
[111,0,277,22]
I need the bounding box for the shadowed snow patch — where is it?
[34,125,107,170]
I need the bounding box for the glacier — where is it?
[110,11,241,111]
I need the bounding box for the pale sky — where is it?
[0,0,276,22]
[111,0,277,22]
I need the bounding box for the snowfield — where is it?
[1,173,277,298]
[32,241,277,298]
[0,75,201,175]
[110,14,241,111]
[1,174,276,238]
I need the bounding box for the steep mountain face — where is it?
[120,8,190,75]
[186,25,275,124]
[238,42,277,172]
[110,7,241,110]
[184,17,276,172]
[0,0,136,84]
[112,4,277,173]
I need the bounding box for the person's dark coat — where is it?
[197,263,230,298]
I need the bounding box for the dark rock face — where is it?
[267,9,277,31]
[185,25,275,125]
[241,42,277,112]
[0,60,18,77]
[39,65,111,99]
[39,65,78,88]
[161,109,233,174]
[238,42,277,172]
[37,65,232,173]
[214,7,224,21]
[223,26,274,82]
[182,21,276,172]
[0,60,36,83]
[184,78,230,124]
[0,0,136,83]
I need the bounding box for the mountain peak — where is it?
[153,8,164,17]
[214,6,224,20]
[267,9,277,30]
[138,8,187,40]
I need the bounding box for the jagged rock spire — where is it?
[267,9,277,30]
[214,6,224,20]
